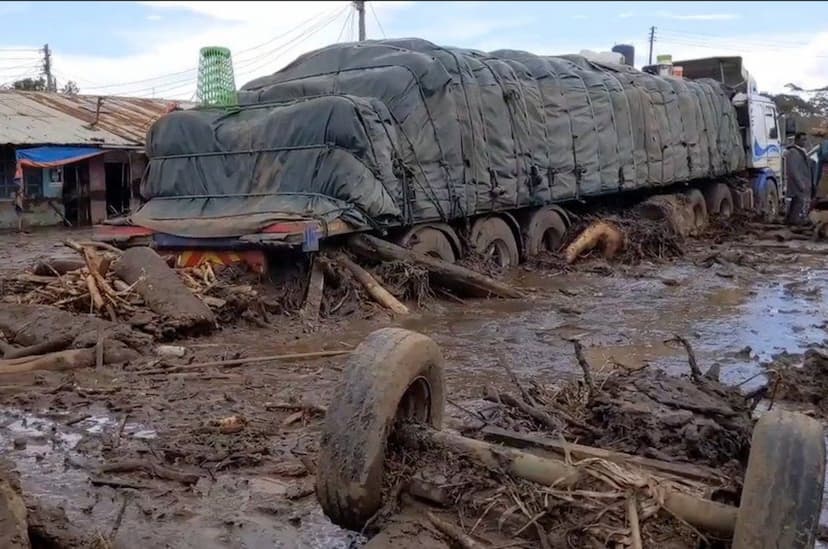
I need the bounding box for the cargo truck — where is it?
[95,41,790,272]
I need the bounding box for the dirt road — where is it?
[1,225,827,547]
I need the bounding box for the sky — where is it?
[0,1,827,100]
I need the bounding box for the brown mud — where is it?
[1,220,828,547]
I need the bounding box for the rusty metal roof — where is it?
[0,91,196,148]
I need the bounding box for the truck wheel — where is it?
[398,227,456,263]
[471,216,520,268]
[704,183,735,218]
[764,183,780,221]
[521,207,567,258]
[315,328,445,532]
[682,189,709,232]
[732,410,825,549]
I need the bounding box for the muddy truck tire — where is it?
[704,183,735,218]
[732,410,825,549]
[316,328,445,531]
[470,216,520,268]
[682,188,709,233]
[398,226,457,263]
[521,207,567,258]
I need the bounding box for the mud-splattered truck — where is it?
[95,41,790,271]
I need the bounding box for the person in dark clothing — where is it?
[784,132,814,225]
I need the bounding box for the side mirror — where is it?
[785,117,797,135]
[769,127,778,140]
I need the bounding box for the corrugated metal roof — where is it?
[0,91,197,148]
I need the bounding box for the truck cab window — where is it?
[765,108,778,140]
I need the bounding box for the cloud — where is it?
[658,12,739,21]
[146,14,162,21]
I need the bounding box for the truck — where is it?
[95,40,790,272]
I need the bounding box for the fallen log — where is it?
[426,511,486,549]
[565,221,626,264]
[33,258,85,276]
[3,335,73,359]
[348,234,522,299]
[114,247,215,334]
[98,459,200,485]
[137,349,351,375]
[337,253,409,315]
[0,343,138,375]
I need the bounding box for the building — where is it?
[0,91,192,230]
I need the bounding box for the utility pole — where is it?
[647,26,656,66]
[42,43,55,92]
[353,1,366,41]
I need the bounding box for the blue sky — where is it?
[0,1,826,98]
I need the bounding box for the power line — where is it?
[337,8,354,42]
[369,2,386,39]
[659,28,812,49]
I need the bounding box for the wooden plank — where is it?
[480,426,723,482]
[300,257,325,323]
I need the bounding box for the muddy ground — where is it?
[1,224,828,548]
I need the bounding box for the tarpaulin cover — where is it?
[16,146,104,169]
[129,39,745,238]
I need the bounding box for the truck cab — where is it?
[676,56,785,204]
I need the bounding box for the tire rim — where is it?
[397,376,432,424]
[541,228,562,253]
[485,239,511,268]
[692,205,706,227]
[721,200,733,218]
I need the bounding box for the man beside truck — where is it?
[784,132,814,225]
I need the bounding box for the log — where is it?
[399,424,580,488]
[337,253,409,314]
[99,459,200,485]
[480,426,723,483]
[628,495,643,549]
[85,274,105,311]
[137,349,351,375]
[300,257,326,322]
[662,490,736,537]
[3,335,73,359]
[426,511,486,549]
[33,258,85,276]
[349,234,522,299]
[565,221,626,264]
[114,247,215,334]
[0,343,138,376]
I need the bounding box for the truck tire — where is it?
[398,226,457,263]
[471,216,520,268]
[732,410,825,549]
[764,182,780,221]
[704,183,734,218]
[521,207,567,258]
[316,328,445,532]
[682,189,709,232]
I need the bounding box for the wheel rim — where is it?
[397,376,431,424]
[721,200,733,218]
[541,228,562,252]
[693,205,705,227]
[485,239,511,268]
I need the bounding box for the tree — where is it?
[12,77,46,91]
[61,80,79,95]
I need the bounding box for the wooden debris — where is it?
[99,459,200,485]
[337,253,409,315]
[564,220,626,264]
[138,349,351,375]
[349,234,522,299]
[427,511,488,549]
[301,256,326,322]
[2,335,73,360]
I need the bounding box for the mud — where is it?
[1,223,828,547]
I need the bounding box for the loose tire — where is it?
[470,216,520,268]
[398,226,456,263]
[521,208,567,258]
[682,189,709,232]
[316,328,445,532]
[704,183,735,218]
[732,410,825,549]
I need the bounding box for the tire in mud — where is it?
[315,328,445,532]
[398,227,456,263]
[470,216,520,268]
[682,188,709,232]
[521,207,567,258]
[732,410,825,549]
[763,182,780,222]
[704,183,735,218]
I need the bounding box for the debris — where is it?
[337,253,409,315]
[2,335,73,359]
[98,459,200,485]
[215,415,247,434]
[138,349,351,375]
[426,511,487,549]
[0,343,138,376]
[349,234,522,299]
[300,256,326,322]
[0,468,29,549]
[114,247,216,335]
[155,345,186,359]
[33,258,85,276]
[564,220,626,264]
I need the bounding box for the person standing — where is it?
[13,181,25,233]
[783,132,814,225]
